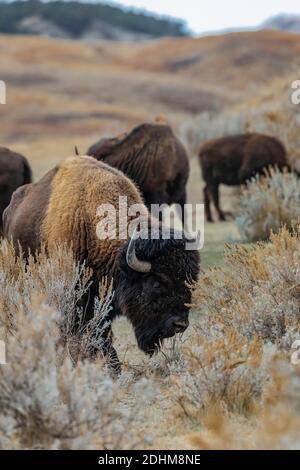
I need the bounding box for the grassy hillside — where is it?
[1,29,299,159]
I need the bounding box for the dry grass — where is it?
[0,240,153,450]
[193,227,300,346]
[1,230,300,449]
[1,29,300,154]
[236,169,300,242]
[168,227,300,449]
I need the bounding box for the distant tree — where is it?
[0,0,189,38]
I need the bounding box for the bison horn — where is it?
[126,228,152,273]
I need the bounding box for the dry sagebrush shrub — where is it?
[187,401,300,450]
[0,240,115,360]
[174,329,264,417]
[141,327,265,419]
[170,228,300,423]
[167,227,300,448]
[0,241,92,336]
[187,354,300,450]
[236,169,300,242]
[193,227,300,346]
[0,240,152,449]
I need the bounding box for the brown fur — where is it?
[42,156,147,280]
[0,146,32,235]
[87,123,189,219]
[4,156,200,372]
[198,133,289,222]
[5,156,146,279]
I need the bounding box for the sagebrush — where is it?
[236,169,300,242]
[1,233,300,449]
[0,240,152,449]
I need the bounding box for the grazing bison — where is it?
[87,123,189,224]
[4,156,199,372]
[198,133,289,222]
[0,147,32,235]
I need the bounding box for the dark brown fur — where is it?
[0,147,32,235]
[87,123,189,222]
[198,133,289,222]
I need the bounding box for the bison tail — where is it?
[23,159,32,185]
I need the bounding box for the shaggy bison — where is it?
[87,123,189,224]
[4,156,199,372]
[0,146,32,235]
[198,133,289,222]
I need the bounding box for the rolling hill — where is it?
[0,28,299,177]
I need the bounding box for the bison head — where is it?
[114,228,200,355]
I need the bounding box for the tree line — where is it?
[0,0,189,38]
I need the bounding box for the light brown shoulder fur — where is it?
[42,156,147,279]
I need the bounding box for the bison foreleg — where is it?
[204,185,213,222]
[100,328,122,376]
[211,183,226,221]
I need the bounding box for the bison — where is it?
[0,146,32,235]
[87,122,190,225]
[198,133,289,222]
[4,156,199,373]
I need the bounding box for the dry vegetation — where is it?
[0,241,153,449]
[185,227,300,448]
[1,228,300,449]
[1,28,300,449]
[236,169,300,242]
